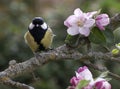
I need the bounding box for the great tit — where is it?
[24,17,54,53]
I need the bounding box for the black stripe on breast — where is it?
[29,27,47,45]
[39,43,45,51]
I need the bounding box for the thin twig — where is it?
[83,60,120,81]
[1,77,34,89]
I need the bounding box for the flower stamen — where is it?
[77,21,84,27]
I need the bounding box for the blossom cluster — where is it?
[68,66,111,89]
[64,8,110,37]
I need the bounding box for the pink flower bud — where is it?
[96,14,110,30]
[70,76,79,86]
[94,78,111,89]
[70,66,94,87]
[77,66,88,73]
[68,66,112,89]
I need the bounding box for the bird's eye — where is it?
[41,22,48,30]
[29,23,35,30]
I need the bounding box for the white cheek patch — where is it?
[29,23,35,30]
[41,22,48,30]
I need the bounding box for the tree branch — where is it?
[0,44,120,82]
[1,77,34,89]
[108,13,120,30]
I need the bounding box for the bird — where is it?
[24,17,54,53]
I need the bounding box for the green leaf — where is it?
[102,27,114,46]
[105,78,112,81]
[75,80,90,89]
[99,71,109,78]
[114,27,120,43]
[89,27,106,45]
[65,34,80,47]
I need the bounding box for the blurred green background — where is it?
[0,0,120,89]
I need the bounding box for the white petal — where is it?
[103,81,111,89]
[86,11,98,18]
[95,78,105,82]
[67,26,79,35]
[75,72,80,78]
[79,68,94,82]
[64,15,78,27]
[64,20,71,27]
[79,27,91,37]
[74,8,83,17]
[84,19,95,27]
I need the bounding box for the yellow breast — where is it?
[41,27,54,49]
[24,31,39,52]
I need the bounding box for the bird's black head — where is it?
[28,17,48,31]
[32,17,44,26]
[28,17,48,45]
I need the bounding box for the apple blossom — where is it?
[69,66,94,89]
[64,8,96,37]
[68,66,111,89]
